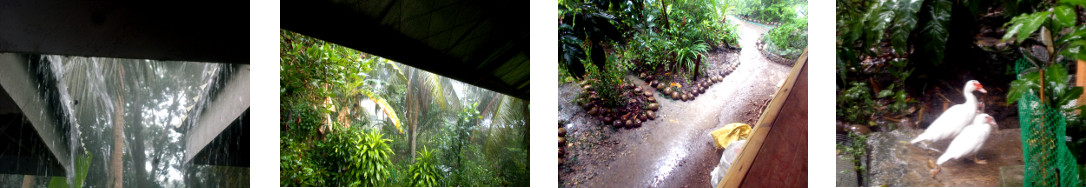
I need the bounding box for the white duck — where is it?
[931,113,997,177]
[911,80,987,145]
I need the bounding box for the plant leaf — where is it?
[1053,6,1077,30]
[362,91,402,134]
[1002,11,1051,43]
[864,0,896,50]
[919,0,952,65]
[1058,25,1086,44]
[1008,70,1041,104]
[1061,40,1086,61]
[890,0,925,56]
[1060,0,1086,7]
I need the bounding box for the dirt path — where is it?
[558,16,792,187]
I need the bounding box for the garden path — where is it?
[558,15,793,187]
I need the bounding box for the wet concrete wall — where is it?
[183,65,250,166]
[0,54,74,176]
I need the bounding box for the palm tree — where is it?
[383,63,459,160]
[109,61,126,188]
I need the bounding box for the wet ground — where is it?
[853,128,1023,186]
[558,16,791,187]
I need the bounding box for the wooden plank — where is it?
[740,63,807,187]
[1077,60,1086,106]
[719,48,808,188]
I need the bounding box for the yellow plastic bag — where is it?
[710,123,751,149]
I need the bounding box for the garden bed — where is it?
[636,47,741,102]
[575,78,659,129]
[757,34,797,66]
[733,15,782,27]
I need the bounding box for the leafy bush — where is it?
[764,16,808,59]
[735,0,801,24]
[280,135,328,186]
[318,126,395,186]
[559,0,740,83]
[405,147,441,187]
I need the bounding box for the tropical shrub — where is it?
[764,16,808,59]
[558,0,626,79]
[318,126,395,186]
[1000,0,1086,161]
[405,147,440,187]
[735,0,800,24]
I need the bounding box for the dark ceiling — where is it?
[0,1,249,63]
[281,0,530,100]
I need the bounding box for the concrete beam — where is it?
[191,109,249,167]
[184,65,250,166]
[0,53,75,176]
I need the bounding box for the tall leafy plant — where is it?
[405,147,440,187]
[1004,0,1086,122]
[320,126,395,186]
[559,1,627,79]
[1003,0,1086,168]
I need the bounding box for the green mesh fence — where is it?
[1015,58,1084,186]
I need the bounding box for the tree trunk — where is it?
[1076,60,1086,109]
[521,101,529,168]
[660,0,670,30]
[21,175,34,188]
[133,99,147,187]
[410,98,419,161]
[693,56,702,80]
[111,64,126,188]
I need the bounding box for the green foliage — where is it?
[281,30,528,187]
[763,16,808,59]
[918,0,952,65]
[586,62,630,108]
[838,82,876,124]
[320,126,395,186]
[836,72,913,126]
[558,1,626,79]
[836,132,868,179]
[735,0,801,24]
[1004,2,1086,109]
[889,0,924,56]
[48,154,91,188]
[1003,2,1086,167]
[280,134,328,186]
[1002,3,1086,62]
[560,0,740,83]
[449,145,503,186]
[1003,11,1053,44]
[405,147,440,187]
[1008,63,1083,109]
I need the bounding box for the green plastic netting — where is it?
[1015,58,1083,186]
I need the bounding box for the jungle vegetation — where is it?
[279,30,530,187]
[558,0,741,107]
[835,0,1086,179]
